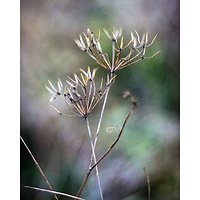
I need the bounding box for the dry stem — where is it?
[91,104,136,170]
[84,117,104,200]
[77,40,117,196]
[77,74,112,197]
[25,186,84,200]
[77,102,136,196]
[20,136,59,200]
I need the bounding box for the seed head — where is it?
[46,67,107,117]
[75,28,160,73]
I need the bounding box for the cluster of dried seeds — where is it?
[46,28,159,117]
[46,67,108,117]
[75,28,160,73]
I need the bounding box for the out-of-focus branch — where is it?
[20,136,59,200]
[144,167,151,200]
[25,186,85,200]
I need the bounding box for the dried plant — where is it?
[75,28,158,199]
[46,67,110,118]
[75,28,160,74]
[22,27,159,200]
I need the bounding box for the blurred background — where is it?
[20,0,179,199]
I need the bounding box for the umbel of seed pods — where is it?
[75,28,160,74]
[46,67,115,118]
[46,28,159,116]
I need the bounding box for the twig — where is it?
[20,136,59,200]
[25,186,85,200]
[90,36,116,156]
[77,81,111,197]
[77,30,118,196]
[94,84,111,148]
[84,117,104,200]
[77,103,136,196]
[76,168,91,198]
[143,167,151,200]
[91,104,136,170]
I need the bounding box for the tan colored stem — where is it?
[25,186,84,200]
[20,136,59,200]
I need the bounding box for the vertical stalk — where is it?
[77,40,116,196]
[93,85,111,148]
[94,39,115,148]
[85,117,104,200]
[77,88,110,197]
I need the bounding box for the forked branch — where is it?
[84,117,104,200]
[77,98,137,196]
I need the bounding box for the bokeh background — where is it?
[21,0,179,199]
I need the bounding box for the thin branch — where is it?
[91,104,136,170]
[76,167,91,199]
[77,81,111,197]
[49,104,81,117]
[77,102,136,196]
[92,72,116,149]
[94,85,111,148]
[84,117,104,200]
[25,186,85,200]
[143,167,151,200]
[20,136,59,200]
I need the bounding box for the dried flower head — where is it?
[123,90,137,108]
[75,28,160,74]
[46,67,108,117]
